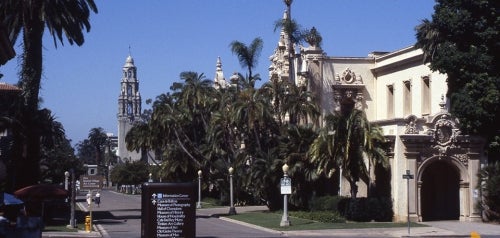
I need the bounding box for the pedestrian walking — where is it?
[86,192,92,207]
[95,191,101,207]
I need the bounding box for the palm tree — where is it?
[88,127,107,167]
[229,37,263,88]
[415,19,442,63]
[281,83,319,125]
[279,124,319,209]
[0,0,97,111]
[231,86,274,153]
[309,110,388,198]
[125,122,152,162]
[0,0,97,187]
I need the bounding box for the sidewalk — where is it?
[42,197,500,238]
[198,206,500,238]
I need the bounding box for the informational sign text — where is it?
[81,175,103,190]
[280,177,292,194]
[142,182,195,238]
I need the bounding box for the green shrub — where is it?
[309,195,343,212]
[290,210,346,223]
[338,197,393,222]
[478,162,500,222]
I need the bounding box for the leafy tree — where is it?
[415,0,500,162]
[76,139,95,164]
[40,136,83,184]
[125,121,152,162]
[279,124,319,209]
[110,161,149,185]
[0,0,98,188]
[478,162,500,221]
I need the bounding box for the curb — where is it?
[218,216,285,235]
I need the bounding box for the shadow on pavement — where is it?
[196,214,221,219]
[91,210,140,225]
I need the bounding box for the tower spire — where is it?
[118,53,143,161]
[214,57,227,89]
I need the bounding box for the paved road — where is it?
[79,189,282,238]
[72,189,500,238]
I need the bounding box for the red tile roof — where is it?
[0,82,21,92]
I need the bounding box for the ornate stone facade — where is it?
[265,9,487,222]
[117,55,143,162]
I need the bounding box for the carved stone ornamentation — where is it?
[427,114,461,156]
[345,90,354,99]
[333,90,341,112]
[405,115,419,134]
[342,68,356,84]
[355,93,364,110]
[454,154,469,166]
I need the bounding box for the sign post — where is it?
[81,175,103,232]
[141,183,196,238]
[280,164,291,227]
[402,170,414,235]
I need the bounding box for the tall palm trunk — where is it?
[16,5,45,188]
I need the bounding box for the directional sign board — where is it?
[81,175,103,190]
[141,182,195,238]
[280,177,292,195]
[402,170,414,180]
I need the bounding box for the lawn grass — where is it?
[227,211,427,231]
[197,197,225,209]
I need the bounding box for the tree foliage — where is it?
[309,110,388,198]
[415,0,500,161]
[40,136,84,184]
[110,161,149,185]
[230,37,263,86]
[0,0,98,188]
[478,162,500,221]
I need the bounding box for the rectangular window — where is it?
[422,76,430,115]
[403,80,412,116]
[387,85,394,118]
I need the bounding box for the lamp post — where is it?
[64,171,70,190]
[64,171,70,203]
[68,169,76,228]
[197,170,202,208]
[148,173,153,183]
[280,163,291,226]
[228,167,236,215]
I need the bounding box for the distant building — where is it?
[116,55,155,163]
[106,133,118,156]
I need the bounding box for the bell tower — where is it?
[117,54,142,161]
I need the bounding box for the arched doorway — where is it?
[421,159,460,221]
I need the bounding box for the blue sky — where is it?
[0,0,436,146]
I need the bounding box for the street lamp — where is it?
[280,163,291,226]
[197,170,202,208]
[67,169,76,228]
[148,173,153,183]
[228,167,236,215]
[64,171,70,190]
[64,171,70,203]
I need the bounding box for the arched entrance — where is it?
[421,159,460,221]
